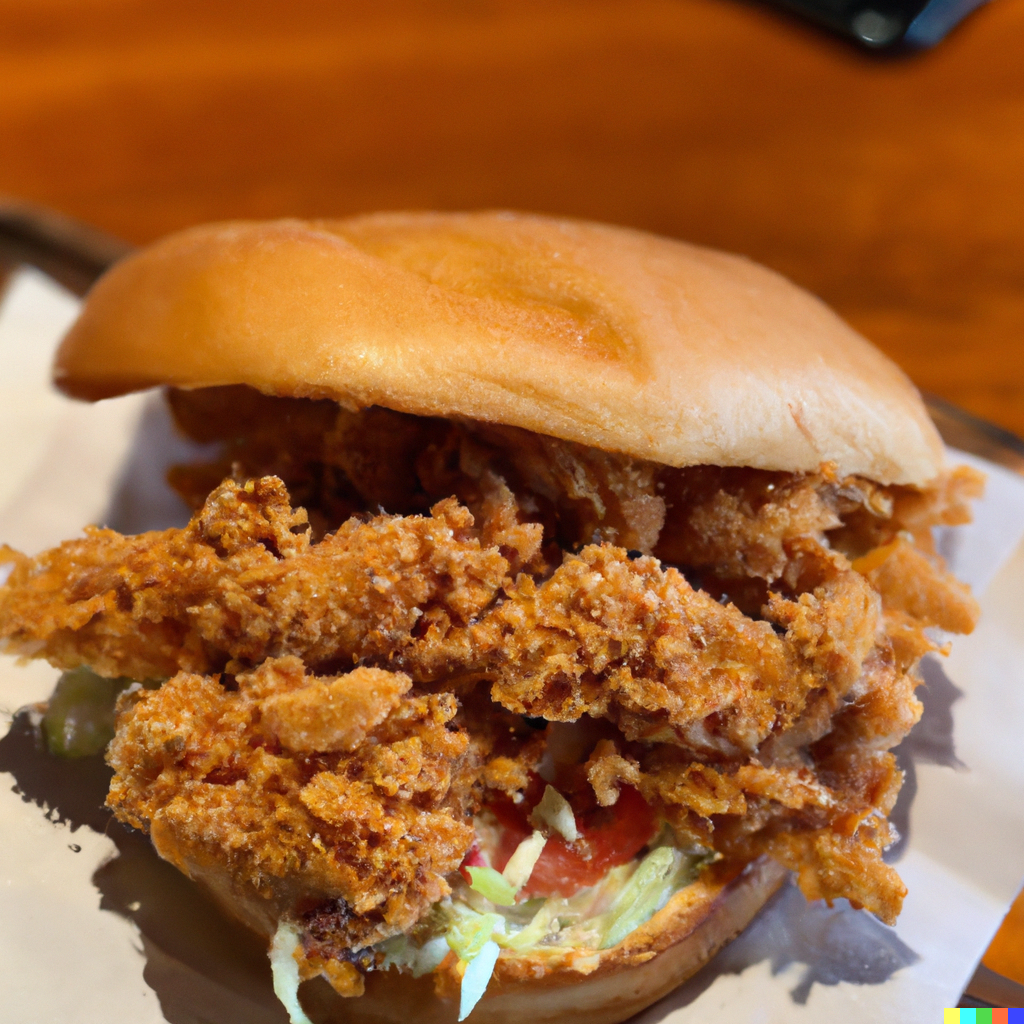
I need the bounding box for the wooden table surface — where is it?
[0,0,1021,995]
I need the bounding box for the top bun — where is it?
[55,211,944,485]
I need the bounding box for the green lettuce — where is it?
[599,846,699,949]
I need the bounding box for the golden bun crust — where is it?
[177,841,786,1024]
[55,212,943,485]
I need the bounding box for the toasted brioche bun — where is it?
[55,211,942,485]
[159,814,786,1024]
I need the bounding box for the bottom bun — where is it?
[158,822,787,1024]
[297,856,788,1024]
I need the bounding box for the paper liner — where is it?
[2,268,1023,1024]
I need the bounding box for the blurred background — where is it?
[0,0,1021,993]
[0,0,1021,438]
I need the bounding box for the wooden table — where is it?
[0,0,1021,994]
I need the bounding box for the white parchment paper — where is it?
[2,268,1024,1024]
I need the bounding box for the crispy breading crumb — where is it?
[0,405,985,963]
[263,667,412,753]
[107,657,481,950]
[0,478,515,680]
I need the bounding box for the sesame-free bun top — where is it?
[55,211,944,485]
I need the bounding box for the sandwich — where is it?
[0,212,982,1024]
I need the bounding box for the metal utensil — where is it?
[0,198,133,298]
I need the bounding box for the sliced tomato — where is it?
[489,781,657,898]
[459,841,487,883]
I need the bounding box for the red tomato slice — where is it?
[459,841,487,883]
[489,783,657,898]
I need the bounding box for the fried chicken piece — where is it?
[2,453,981,931]
[655,462,984,593]
[168,388,668,552]
[829,463,985,558]
[577,545,927,929]
[654,467,842,582]
[763,826,907,924]
[262,666,412,753]
[853,536,979,634]
[2,478,965,768]
[166,386,366,535]
[765,539,881,692]
[812,650,923,754]
[473,540,878,757]
[0,477,536,680]
[586,731,908,923]
[107,657,480,953]
[465,422,667,554]
[166,387,980,586]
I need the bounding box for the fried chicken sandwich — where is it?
[0,212,981,1024]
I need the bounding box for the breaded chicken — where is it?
[0,477,536,681]
[108,657,484,971]
[0,403,982,977]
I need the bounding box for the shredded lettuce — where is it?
[458,939,501,1021]
[361,836,712,1024]
[467,866,517,906]
[377,933,417,971]
[531,784,578,841]
[600,846,689,949]
[446,910,505,962]
[269,920,314,1024]
[500,898,561,950]
[414,935,452,977]
[501,830,547,890]
[270,838,707,1024]
[443,909,506,1019]
[379,933,450,978]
